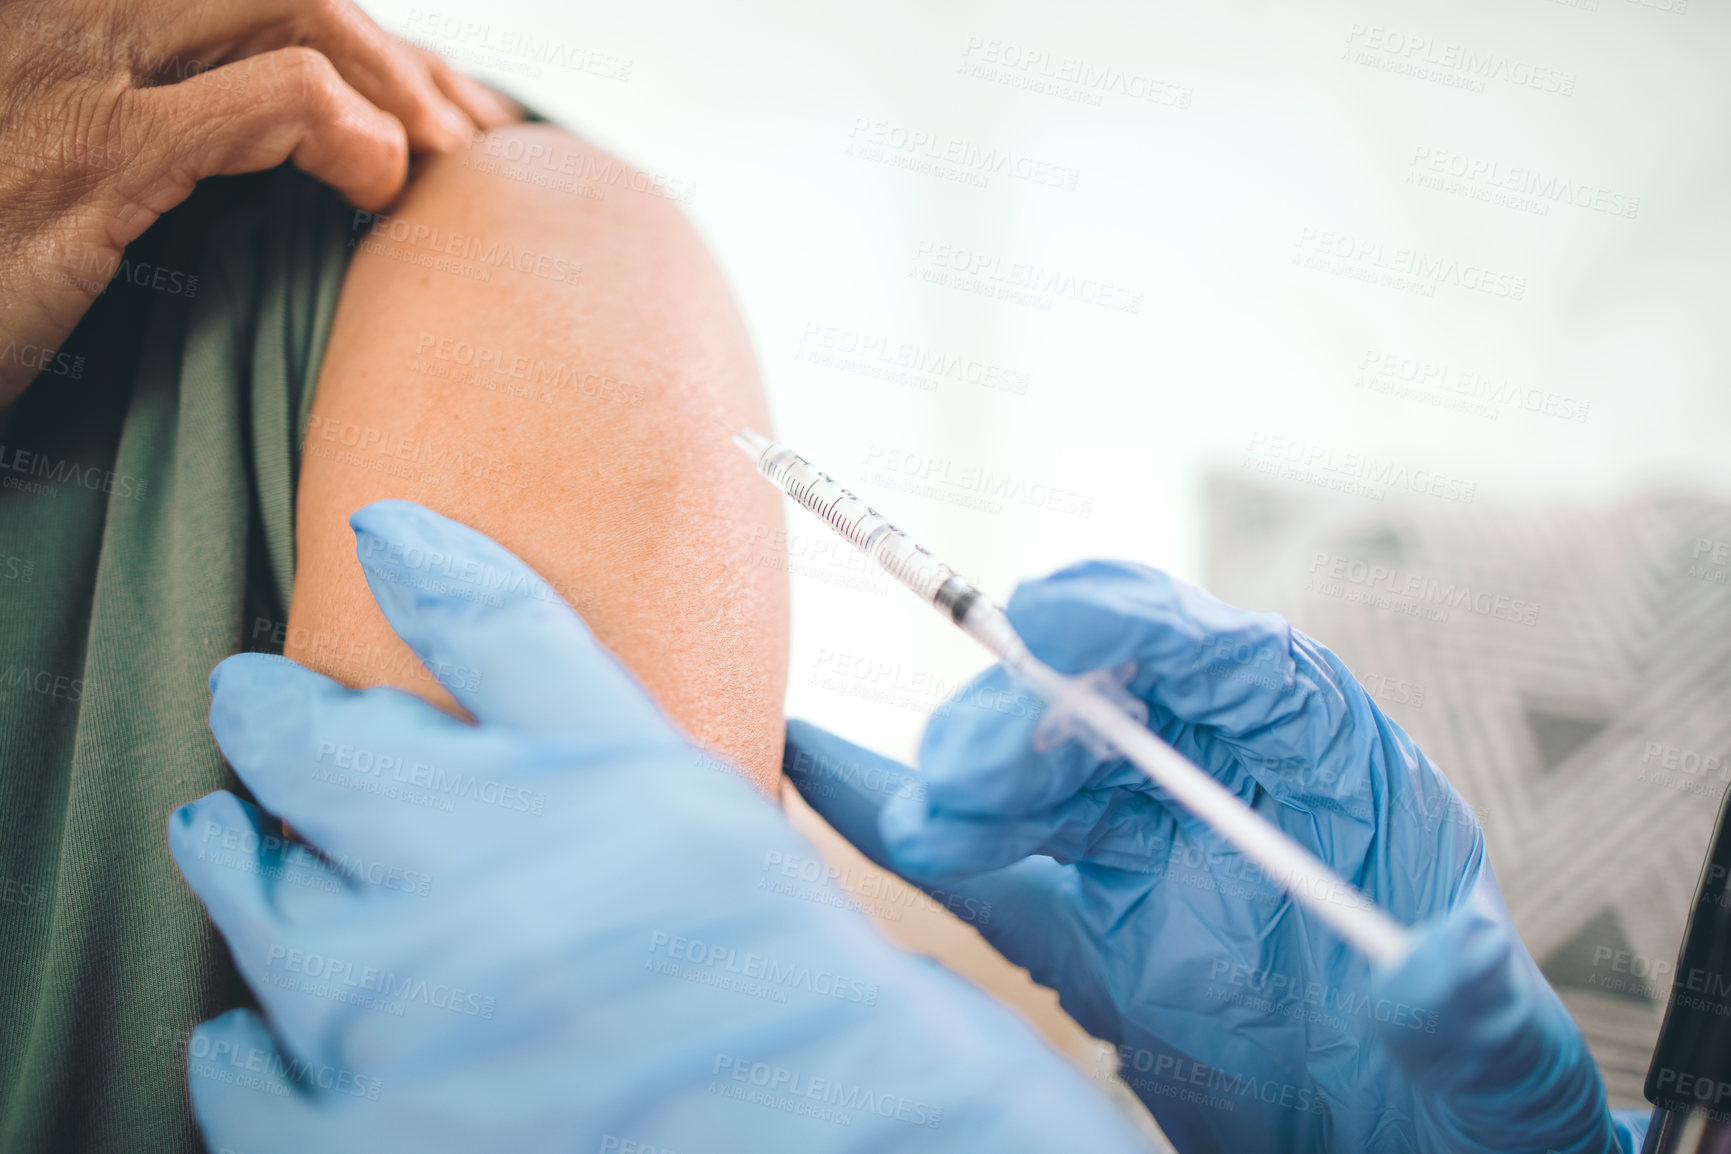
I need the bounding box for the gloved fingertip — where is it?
[785,721,925,869]
[879,789,926,837]
[167,789,250,844]
[996,561,1194,685]
[350,500,527,595]
[207,651,266,699]
[207,652,315,701]
[349,498,429,541]
[205,655,334,777]
[1373,904,1509,1000]
[1369,903,1519,1080]
[194,1005,271,1044]
[782,719,851,776]
[785,721,921,796]
[920,674,1100,815]
[878,793,956,880]
[167,799,202,857]
[350,501,468,619]
[166,792,264,890]
[186,1009,302,1126]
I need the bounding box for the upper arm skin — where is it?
[286,124,789,790]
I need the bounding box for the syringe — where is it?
[730,422,1413,968]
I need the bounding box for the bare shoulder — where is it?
[288,124,789,788]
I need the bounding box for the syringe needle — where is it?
[732,425,1414,967]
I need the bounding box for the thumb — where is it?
[186,1010,348,1154]
[125,47,408,216]
[784,722,1116,1029]
[783,719,925,870]
[1370,901,1619,1153]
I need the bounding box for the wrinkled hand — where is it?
[168,502,1150,1154]
[788,561,1633,1153]
[0,0,518,405]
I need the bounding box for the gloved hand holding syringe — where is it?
[724,420,1413,968]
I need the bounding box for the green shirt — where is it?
[0,165,352,1153]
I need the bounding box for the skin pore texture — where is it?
[287,123,790,790]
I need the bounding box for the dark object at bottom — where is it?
[1641,1107,1731,1154]
[1640,781,1731,1152]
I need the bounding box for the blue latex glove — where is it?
[168,502,1152,1154]
[785,562,1648,1154]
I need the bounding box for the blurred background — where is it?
[366,0,1731,1135]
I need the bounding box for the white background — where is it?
[370,0,1729,764]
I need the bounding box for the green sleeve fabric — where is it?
[0,164,352,1154]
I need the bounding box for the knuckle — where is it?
[273,47,344,115]
[304,0,350,29]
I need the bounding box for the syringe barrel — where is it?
[747,438,974,613]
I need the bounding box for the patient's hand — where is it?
[288,124,791,789]
[0,0,517,407]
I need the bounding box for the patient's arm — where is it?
[286,124,789,789]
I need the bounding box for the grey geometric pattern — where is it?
[1205,475,1731,1110]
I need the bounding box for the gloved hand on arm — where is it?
[168,502,1153,1154]
[785,561,1649,1153]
